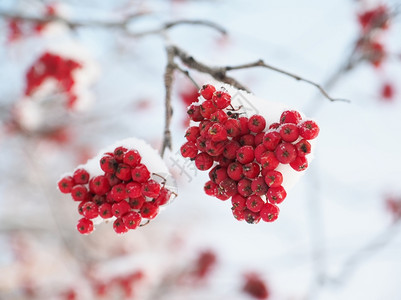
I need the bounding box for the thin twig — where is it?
[160,46,176,157]
[224,60,350,102]
[0,10,147,30]
[174,65,200,90]
[129,19,227,38]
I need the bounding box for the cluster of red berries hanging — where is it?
[181,84,319,224]
[25,52,83,109]
[58,138,176,234]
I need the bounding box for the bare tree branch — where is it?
[171,46,251,92]
[129,19,227,38]
[0,10,148,30]
[224,60,350,102]
[160,46,176,157]
[171,46,347,102]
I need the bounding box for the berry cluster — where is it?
[181,84,319,224]
[356,5,390,68]
[25,52,82,109]
[7,4,57,43]
[58,146,173,234]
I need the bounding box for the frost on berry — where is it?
[180,82,319,224]
[57,137,177,234]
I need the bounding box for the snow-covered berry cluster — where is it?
[181,84,319,224]
[25,52,83,109]
[58,138,176,235]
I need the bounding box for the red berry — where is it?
[208,123,228,142]
[280,110,302,124]
[204,180,218,196]
[215,155,233,167]
[111,201,131,217]
[237,178,253,197]
[73,169,89,184]
[113,217,128,234]
[215,188,230,201]
[126,182,142,199]
[141,179,161,198]
[114,146,128,162]
[200,100,218,119]
[251,177,268,196]
[98,203,113,219]
[205,140,226,157]
[100,155,118,174]
[223,140,241,160]
[200,84,216,100]
[239,134,255,147]
[232,194,246,210]
[246,195,264,212]
[92,195,105,206]
[242,162,260,179]
[232,207,246,221]
[180,141,198,158]
[105,173,121,187]
[78,201,87,216]
[260,151,280,171]
[248,115,266,133]
[224,118,241,137]
[260,203,280,222]
[210,110,228,123]
[185,126,200,142]
[274,142,297,164]
[129,196,145,210]
[237,145,255,164]
[209,166,228,184]
[111,183,128,201]
[244,209,261,224]
[140,202,159,219]
[295,139,311,157]
[122,211,142,229]
[239,117,250,135]
[227,162,244,181]
[212,91,231,109]
[154,187,172,206]
[199,121,213,138]
[264,170,283,187]
[219,178,237,197]
[58,176,75,193]
[298,120,319,140]
[187,104,204,122]
[71,185,89,201]
[266,186,287,204]
[290,155,308,171]
[254,132,264,146]
[279,123,299,142]
[196,136,207,152]
[254,144,267,163]
[77,218,94,234]
[116,163,132,181]
[131,164,151,183]
[123,149,142,167]
[263,131,281,150]
[381,82,394,100]
[269,122,280,130]
[195,152,214,170]
[82,202,99,219]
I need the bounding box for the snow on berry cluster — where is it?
[58,138,176,235]
[24,49,97,111]
[12,43,98,131]
[181,83,319,224]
